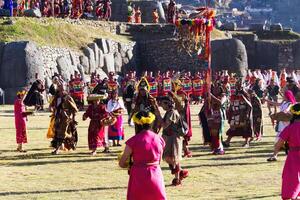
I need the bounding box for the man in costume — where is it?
[169,79,192,157]
[131,77,161,133]
[122,72,136,124]
[50,84,78,155]
[200,81,227,155]
[224,79,254,148]
[249,89,263,140]
[23,73,45,111]
[264,78,280,115]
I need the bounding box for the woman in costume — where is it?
[14,90,31,152]
[119,111,167,200]
[268,103,300,199]
[160,96,188,186]
[50,85,78,155]
[107,89,125,147]
[83,94,108,156]
[224,80,254,148]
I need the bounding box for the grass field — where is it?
[0,104,285,200]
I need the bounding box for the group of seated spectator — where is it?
[0,0,111,20]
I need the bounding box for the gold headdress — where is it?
[290,104,300,116]
[137,77,150,92]
[17,90,26,96]
[132,112,156,125]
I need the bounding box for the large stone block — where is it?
[211,38,248,76]
[56,56,76,81]
[87,43,99,68]
[96,38,109,54]
[83,46,96,74]
[103,53,115,73]
[114,52,123,72]
[79,55,89,74]
[0,41,44,103]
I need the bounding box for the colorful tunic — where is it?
[14,99,27,144]
[126,130,166,200]
[107,98,125,140]
[206,97,226,153]
[83,104,107,150]
[226,91,253,138]
[279,122,300,199]
[162,109,182,163]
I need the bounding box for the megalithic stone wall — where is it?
[0,41,44,104]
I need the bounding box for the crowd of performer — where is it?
[12,67,300,198]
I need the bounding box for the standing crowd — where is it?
[12,68,300,200]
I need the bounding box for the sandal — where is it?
[183,150,192,158]
[102,148,111,153]
[172,178,181,186]
[267,156,277,162]
[179,169,189,180]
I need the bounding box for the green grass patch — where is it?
[0,104,284,200]
[0,17,132,49]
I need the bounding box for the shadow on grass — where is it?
[0,186,127,196]
[5,156,118,166]
[162,161,269,171]
[0,151,121,161]
[236,194,280,199]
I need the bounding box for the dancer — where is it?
[268,103,300,200]
[224,79,254,147]
[107,89,125,147]
[50,85,78,155]
[14,90,31,152]
[159,96,188,186]
[83,94,109,155]
[119,111,167,200]
[202,82,227,154]
[131,77,161,133]
[249,89,263,140]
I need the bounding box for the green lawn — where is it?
[0,104,284,200]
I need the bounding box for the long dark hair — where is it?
[290,103,300,124]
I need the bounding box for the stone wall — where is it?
[138,38,248,76]
[232,32,300,71]
[0,38,137,103]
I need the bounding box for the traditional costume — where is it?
[50,90,78,154]
[14,91,29,152]
[225,82,253,147]
[131,77,161,133]
[83,94,108,154]
[160,96,188,186]
[107,85,125,146]
[200,83,226,154]
[279,103,300,199]
[23,79,44,110]
[249,90,263,140]
[122,112,167,200]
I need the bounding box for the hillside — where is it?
[0,17,132,50]
[0,17,227,50]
